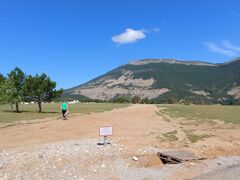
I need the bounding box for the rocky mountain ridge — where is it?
[64,58,240,104]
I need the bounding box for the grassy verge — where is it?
[0,103,129,124]
[158,104,240,124]
[185,130,213,143]
[162,130,178,141]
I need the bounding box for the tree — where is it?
[0,80,19,111]
[180,98,192,105]
[0,73,5,85]
[131,96,141,104]
[0,74,5,103]
[141,97,150,104]
[7,67,26,112]
[112,96,131,103]
[168,98,175,104]
[23,73,63,112]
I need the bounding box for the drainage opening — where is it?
[158,152,182,164]
[157,151,206,165]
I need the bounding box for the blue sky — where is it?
[0,0,240,89]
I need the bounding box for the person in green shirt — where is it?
[61,101,68,120]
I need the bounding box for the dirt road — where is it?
[0,104,164,149]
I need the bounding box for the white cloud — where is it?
[222,41,240,52]
[204,42,239,56]
[112,28,146,44]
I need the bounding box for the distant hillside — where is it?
[63,58,240,104]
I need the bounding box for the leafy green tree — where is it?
[6,67,26,112]
[0,80,18,111]
[131,96,141,104]
[180,98,192,105]
[112,96,131,103]
[0,74,9,105]
[141,97,150,104]
[0,73,5,85]
[24,73,63,112]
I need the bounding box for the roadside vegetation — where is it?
[158,104,240,124]
[184,130,214,143]
[162,130,178,141]
[0,67,63,113]
[0,103,129,124]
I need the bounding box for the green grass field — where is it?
[0,103,129,124]
[159,105,240,124]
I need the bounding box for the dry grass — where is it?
[0,103,129,124]
[185,130,214,143]
[162,130,178,141]
[159,104,240,124]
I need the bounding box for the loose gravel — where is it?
[1,138,240,180]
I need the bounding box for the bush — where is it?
[180,98,192,105]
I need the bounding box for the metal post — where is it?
[104,136,108,145]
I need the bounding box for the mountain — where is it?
[63,58,240,104]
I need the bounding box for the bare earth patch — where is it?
[228,86,240,99]
[0,105,240,179]
[72,70,169,100]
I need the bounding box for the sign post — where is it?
[99,126,113,146]
[104,136,108,145]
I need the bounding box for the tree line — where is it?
[0,67,63,113]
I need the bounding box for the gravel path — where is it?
[0,138,128,179]
[1,138,240,180]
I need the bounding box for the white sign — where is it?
[99,126,113,136]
